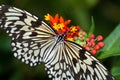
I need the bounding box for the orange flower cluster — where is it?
[45,14,80,41]
[45,13,104,55]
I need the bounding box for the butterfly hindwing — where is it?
[45,41,114,80]
[0,5,56,66]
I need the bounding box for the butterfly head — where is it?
[56,32,66,43]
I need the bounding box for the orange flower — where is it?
[70,26,80,33]
[44,14,71,34]
[69,26,80,36]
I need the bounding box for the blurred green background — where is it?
[0,0,120,80]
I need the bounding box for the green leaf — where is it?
[98,24,120,59]
[111,66,120,79]
[88,16,95,36]
[98,48,120,59]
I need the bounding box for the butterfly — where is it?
[0,5,114,80]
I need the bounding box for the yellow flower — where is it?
[53,23,64,31]
[44,13,50,21]
[70,26,77,33]
[66,37,74,41]
[58,23,64,29]
[53,23,59,31]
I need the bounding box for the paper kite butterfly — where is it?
[0,5,114,80]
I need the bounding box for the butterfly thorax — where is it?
[56,33,66,43]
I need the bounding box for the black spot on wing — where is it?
[63,78,66,80]
[91,60,96,68]
[5,27,11,31]
[81,77,85,80]
[15,30,26,41]
[56,74,60,78]
[86,68,91,74]
[29,32,38,36]
[79,48,87,60]
[14,25,23,31]
[74,70,83,80]
[33,56,37,59]
[67,75,71,79]
[21,49,25,53]
[26,53,30,57]
[80,68,84,74]
[60,59,65,63]
[72,58,77,67]
[19,13,27,21]
[31,18,42,27]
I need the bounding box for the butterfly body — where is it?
[0,5,114,80]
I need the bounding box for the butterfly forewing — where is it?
[0,5,56,66]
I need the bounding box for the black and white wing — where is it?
[0,5,56,66]
[45,41,114,80]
